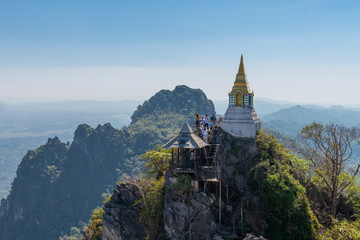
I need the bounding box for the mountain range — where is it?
[0,85,215,240]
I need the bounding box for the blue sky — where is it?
[1,0,359,104]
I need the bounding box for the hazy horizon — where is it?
[2,96,360,109]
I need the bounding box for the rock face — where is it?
[102,180,146,240]
[163,171,218,240]
[216,128,267,237]
[216,128,258,192]
[0,124,134,240]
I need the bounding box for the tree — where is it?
[133,147,171,239]
[140,147,171,179]
[298,122,360,218]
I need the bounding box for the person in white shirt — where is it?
[202,127,208,142]
[204,115,209,129]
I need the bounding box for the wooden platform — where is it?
[173,168,195,173]
[198,178,220,182]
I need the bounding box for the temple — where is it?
[221,55,260,138]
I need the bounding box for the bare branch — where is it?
[297,122,360,217]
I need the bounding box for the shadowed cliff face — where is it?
[0,85,216,240]
[216,128,258,192]
[102,180,147,240]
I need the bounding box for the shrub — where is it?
[136,177,165,240]
[250,130,319,240]
[170,174,193,201]
[320,219,360,240]
[83,208,103,240]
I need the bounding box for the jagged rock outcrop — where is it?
[0,137,69,240]
[163,171,218,240]
[0,124,134,240]
[102,180,146,240]
[216,128,267,237]
[216,128,257,193]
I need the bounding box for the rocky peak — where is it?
[130,85,215,123]
[163,171,218,240]
[102,180,147,240]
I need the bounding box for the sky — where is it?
[0,0,359,105]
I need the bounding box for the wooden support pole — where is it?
[194,149,197,180]
[226,185,228,203]
[171,148,174,171]
[241,207,243,222]
[204,181,208,192]
[219,181,222,225]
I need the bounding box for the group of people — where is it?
[194,113,218,143]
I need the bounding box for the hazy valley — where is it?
[2,97,360,200]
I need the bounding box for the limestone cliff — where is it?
[215,129,267,236]
[0,124,134,240]
[163,171,218,240]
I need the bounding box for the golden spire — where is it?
[238,54,245,74]
[231,54,251,95]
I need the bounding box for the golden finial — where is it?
[238,54,245,74]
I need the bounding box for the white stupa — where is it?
[221,55,260,139]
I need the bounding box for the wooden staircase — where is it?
[197,144,220,181]
[204,144,220,166]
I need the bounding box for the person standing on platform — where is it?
[204,114,209,129]
[210,113,216,124]
[212,126,218,143]
[202,127,208,142]
[194,113,200,128]
[190,151,195,168]
[209,119,215,130]
[207,130,212,143]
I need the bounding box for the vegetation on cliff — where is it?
[131,147,171,239]
[83,208,104,240]
[252,126,360,240]
[251,130,319,239]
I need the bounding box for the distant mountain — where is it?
[131,85,214,123]
[0,101,140,200]
[0,86,215,240]
[262,105,360,137]
[214,98,296,116]
[4,100,143,113]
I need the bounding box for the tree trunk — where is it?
[330,187,337,218]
